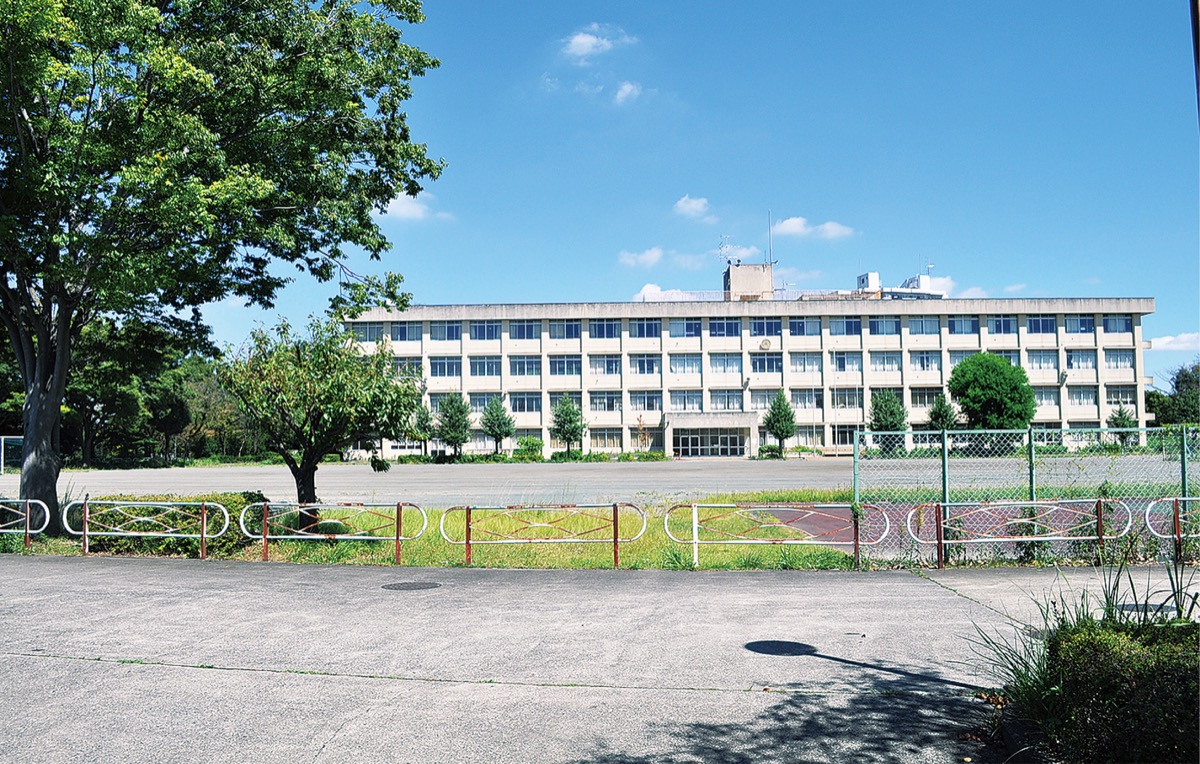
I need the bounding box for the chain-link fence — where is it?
[0,436,21,474]
[853,426,1198,566]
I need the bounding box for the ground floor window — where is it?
[673,428,747,457]
[590,428,622,450]
[794,426,824,447]
[831,424,859,446]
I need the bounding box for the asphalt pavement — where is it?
[3,555,1174,763]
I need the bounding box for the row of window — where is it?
[356,314,1136,343]
[412,347,1138,378]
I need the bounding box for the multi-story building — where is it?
[349,264,1154,457]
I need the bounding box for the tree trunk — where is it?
[20,389,63,534]
[289,461,320,530]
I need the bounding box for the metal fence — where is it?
[853,426,1198,565]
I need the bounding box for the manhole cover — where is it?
[744,640,818,656]
[381,582,441,591]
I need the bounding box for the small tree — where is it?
[480,395,516,454]
[550,396,586,458]
[217,317,419,503]
[1107,405,1136,447]
[868,390,907,455]
[761,390,797,451]
[927,393,958,432]
[411,403,434,456]
[436,395,472,459]
[947,353,1036,430]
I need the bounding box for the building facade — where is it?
[349,265,1154,457]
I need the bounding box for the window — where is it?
[832,425,859,447]
[829,317,862,336]
[795,426,824,447]
[429,321,461,341]
[393,357,421,375]
[710,353,742,374]
[750,317,782,337]
[791,388,823,410]
[549,391,582,408]
[630,353,661,375]
[1034,387,1060,408]
[669,318,702,338]
[831,351,862,373]
[750,353,783,373]
[709,317,741,337]
[390,322,421,341]
[789,317,821,336]
[469,393,499,413]
[709,389,743,411]
[948,315,979,335]
[1026,315,1056,334]
[1106,385,1137,406]
[629,318,661,338]
[1066,349,1096,370]
[670,390,703,412]
[669,353,702,374]
[910,387,943,407]
[590,391,622,412]
[510,320,540,340]
[750,389,779,411]
[590,318,621,339]
[949,350,978,369]
[629,391,663,411]
[910,351,941,372]
[791,352,822,373]
[589,354,621,375]
[990,350,1020,366]
[428,393,451,413]
[429,356,461,377]
[1102,315,1133,334]
[1104,349,1134,370]
[510,393,542,413]
[548,355,582,375]
[549,320,581,340]
[469,356,501,377]
[353,322,384,342]
[909,317,939,335]
[988,315,1017,335]
[1065,316,1095,334]
[469,320,501,341]
[831,388,863,409]
[1027,350,1059,371]
[590,428,622,449]
[509,355,541,376]
[870,351,901,372]
[1068,386,1098,406]
[868,316,900,336]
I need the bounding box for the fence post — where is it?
[1173,498,1183,563]
[1182,426,1191,499]
[852,432,861,506]
[852,504,861,571]
[940,431,949,506]
[1028,426,1036,502]
[261,503,270,562]
[691,504,700,568]
[1094,499,1105,550]
[200,502,208,560]
[612,503,620,569]
[23,500,31,552]
[82,494,90,556]
[465,506,473,566]
[394,502,403,566]
[935,502,945,570]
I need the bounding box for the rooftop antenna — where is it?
[718,235,736,265]
[766,210,778,266]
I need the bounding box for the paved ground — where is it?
[1,459,855,506]
[5,556,1183,763]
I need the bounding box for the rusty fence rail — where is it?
[0,499,50,551]
[439,504,647,567]
[239,502,427,563]
[1145,498,1200,562]
[663,503,890,568]
[62,499,230,559]
[905,499,1134,569]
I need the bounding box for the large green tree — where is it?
[435,395,471,458]
[926,393,958,431]
[480,395,515,454]
[1145,361,1199,425]
[867,389,907,455]
[947,353,1036,430]
[0,0,441,520]
[217,318,420,502]
[761,390,796,451]
[549,396,586,458]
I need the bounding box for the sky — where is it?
[203,1,1200,388]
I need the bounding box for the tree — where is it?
[1,0,442,521]
[761,390,796,450]
[549,396,586,458]
[1106,405,1136,447]
[410,403,435,457]
[217,318,420,503]
[435,395,471,458]
[480,395,515,454]
[867,390,907,455]
[927,393,958,431]
[947,353,1036,430]
[1146,361,1200,425]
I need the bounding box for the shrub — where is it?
[756,444,784,460]
[617,450,670,462]
[512,436,544,462]
[81,492,264,558]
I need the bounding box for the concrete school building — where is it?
[347,263,1154,458]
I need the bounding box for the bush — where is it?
[616,450,669,462]
[756,444,784,460]
[80,492,264,558]
[548,451,610,463]
[512,436,544,462]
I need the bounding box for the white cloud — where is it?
[721,244,761,262]
[1149,333,1200,351]
[771,215,855,239]
[671,253,709,270]
[632,283,690,302]
[618,246,663,268]
[574,81,604,96]
[383,193,450,221]
[774,267,822,286]
[1083,276,1101,286]
[539,73,561,93]
[673,195,716,223]
[562,23,635,65]
[1003,283,1027,293]
[957,287,989,299]
[613,81,642,105]
[926,275,986,299]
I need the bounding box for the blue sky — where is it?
[204,1,1199,386]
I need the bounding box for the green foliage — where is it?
[410,404,435,456]
[868,389,907,455]
[434,395,471,458]
[760,390,796,447]
[947,353,1036,430]
[756,444,784,460]
[513,436,544,462]
[1145,361,1199,425]
[479,395,516,454]
[548,451,610,463]
[82,492,263,558]
[926,393,958,431]
[549,397,586,457]
[1106,405,1136,446]
[217,318,420,500]
[616,450,670,462]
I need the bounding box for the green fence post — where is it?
[940,430,950,506]
[1028,426,1036,502]
[1182,426,1191,499]
[853,430,861,506]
